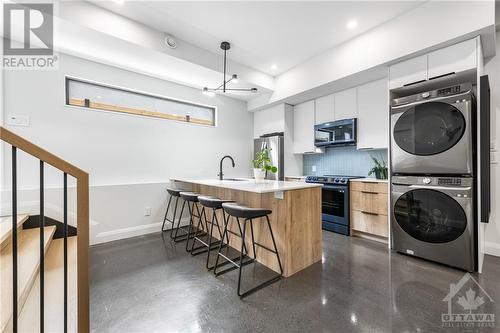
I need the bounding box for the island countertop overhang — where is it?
[171,177,322,194]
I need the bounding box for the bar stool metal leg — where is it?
[161,194,172,232]
[236,217,283,298]
[189,206,219,255]
[172,200,196,243]
[206,209,227,270]
[213,216,253,276]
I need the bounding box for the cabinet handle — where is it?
[361,190,378,194]
[429,72,455,81]
[403,79,426,87]
[361,210,379,216]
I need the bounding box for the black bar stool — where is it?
[215,203,283,298]
[169,191,196,243]
[179,192,205,251]
[190,196,234,268]
[161,188,183,239]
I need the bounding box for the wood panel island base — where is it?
[172,178,323,277]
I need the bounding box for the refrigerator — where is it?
[253,133,284,181]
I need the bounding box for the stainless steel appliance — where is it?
[306,175,363,235]
[391,83,475,175]
[253,133,284,181]
[391,175,475,271]
[314,118,357,147]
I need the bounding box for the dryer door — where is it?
[393,189,467,243]
[393,101,466,156]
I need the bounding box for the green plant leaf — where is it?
[270,166,278,173]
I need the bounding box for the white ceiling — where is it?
[91,1,425,76]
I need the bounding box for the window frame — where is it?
[65,76,218,127]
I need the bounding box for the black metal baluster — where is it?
[12,146,18,333]
[39,161,44,333]
[63,173,68,333]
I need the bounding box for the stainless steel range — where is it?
[306,175,363,235]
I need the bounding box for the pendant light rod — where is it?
[202,41,257,96]
[223,46,227,93]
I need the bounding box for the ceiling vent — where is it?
[164,34,177,49]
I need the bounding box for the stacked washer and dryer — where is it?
[390,83,477,272]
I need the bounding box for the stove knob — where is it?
[421,92,430,98]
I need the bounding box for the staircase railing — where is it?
[0,126,89,333]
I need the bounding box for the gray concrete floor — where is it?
[90,231,500,332]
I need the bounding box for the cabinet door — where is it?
[293,100,315,154]
[389,55,427,89]
[428,39,476,80]
[357,78,389,150]
[253,105,285,138]
[334,88,357,120]
[314,94,334,125]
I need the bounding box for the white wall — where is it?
[484,28,500,257]
[1,53,253,244]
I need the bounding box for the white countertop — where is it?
[349,178,389,183]
[171,177,322,194]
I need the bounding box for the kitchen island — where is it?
[171,178,323,277]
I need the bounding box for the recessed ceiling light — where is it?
[270,64,278,71]
[112,0,124,4]
[346,19,358,30]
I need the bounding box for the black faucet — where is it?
[218,155,235,180]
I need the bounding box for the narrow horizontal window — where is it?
[65,77,216,126]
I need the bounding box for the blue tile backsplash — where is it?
[303,146,388,177]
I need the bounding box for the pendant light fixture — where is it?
[202,41,257,96]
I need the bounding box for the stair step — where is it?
[18,237,78,332]
[0,214,30,250]
[0,226,56,333]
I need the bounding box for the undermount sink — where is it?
[222,178,248,182]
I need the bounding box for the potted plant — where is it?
[368,156,388,180]
[252,147,278,181]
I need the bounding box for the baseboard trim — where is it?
[92,218,190,245]
[484,241,500,258]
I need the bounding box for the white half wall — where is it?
[1,53,253,244]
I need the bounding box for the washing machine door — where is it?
[393,189,467,243]
[393,101,466,156]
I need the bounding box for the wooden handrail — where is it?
[0,127,87,179]
[0,126,90,332]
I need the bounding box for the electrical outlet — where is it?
[7,115,30,127]
[274,191,284,200]
[144,206,151,216]
[312,165,317,173]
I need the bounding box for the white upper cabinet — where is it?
[356,78,389,150]
[389,39,478,89]
[389,55,427,89]
[314,94,335,125]
[427,39,477,80]
[253,105,285,138]
[293,100,315,154]
[334,88,357,120]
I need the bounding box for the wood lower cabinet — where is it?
[350,180,389,243]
